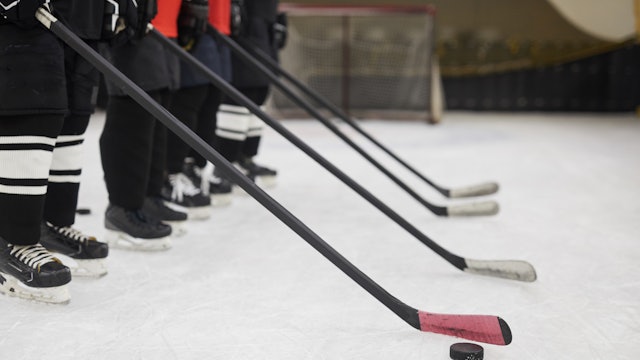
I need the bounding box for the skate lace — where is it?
[169,173,201,202]
[191,165,210,195]
[10,244,58,269]
[196,165,227,195]
[49,223,93,244]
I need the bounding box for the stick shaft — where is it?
[36,8,420,329]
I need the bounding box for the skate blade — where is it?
[165,221,187,237]
[163,202,211,221]
[232,176,277,196]
[211,193,232,207]
[55,254,108,278]
[0,273,70,304]
[232,184,248,196]
[186,207,211,221]
[104,230,172,251]
[256,175,277,189]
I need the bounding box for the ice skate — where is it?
[40,222,108,277]
[183,159,233,207]
[104,204,172,251]
[162,172,212,220]
[142,196,188,237]
[238,156,277,188]
[0,236,71,304]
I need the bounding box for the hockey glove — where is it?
[102,0,138,46]
[272,12,288,50]
[177,0,209,50]
[0,0,46,29]
[133,0,157,40]
[229,0,245,37]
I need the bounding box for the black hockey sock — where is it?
[44,113,91,227]
[216,137,244,163]
[242,136,261,159]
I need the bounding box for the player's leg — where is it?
[184,85,233,206]
[100,94,172,251]
[41,43,108,277]
[161,85,211,220]
[236,87,277,188]
[98,33,183,251]
[0,24,72,303]
[185,37,235,205]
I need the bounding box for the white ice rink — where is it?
[2,110,639,359]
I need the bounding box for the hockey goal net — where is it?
[268,4,443,123]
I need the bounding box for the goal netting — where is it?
[267,4,444,123]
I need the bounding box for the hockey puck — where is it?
[450,342,484,360]
[75,208,92,215]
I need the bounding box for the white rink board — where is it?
[1,111,639,359]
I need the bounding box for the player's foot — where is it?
[161,173,211,220]
[237,156,277,188]
[208,170,234,206]
[104,204,172,251]
[183,159,233,207]
[40,222,108,277]
[0,236,71,304]
[142,196,188,237]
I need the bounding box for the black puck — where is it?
[450,342,484,360]
[76,208,92,215]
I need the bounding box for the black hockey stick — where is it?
[211,26,497,217]
[152,26,536,283]
[36,8,513,345]
[237,35,499,199]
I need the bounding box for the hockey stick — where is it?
[152,27,535,283]
[210,27,497,217]
[36,8,513,345]
[237,35,498,199]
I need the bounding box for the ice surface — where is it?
[2,111,639,359]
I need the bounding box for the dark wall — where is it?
[443,44,640,111]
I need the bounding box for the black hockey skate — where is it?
[183,159,232,207]
[142,196,188,237]
[0,236,71,304]
[104,204,172,251]
[40,222,109,277]
[237,156,277,188]
[161,173,211,220]
[209,170,233,206]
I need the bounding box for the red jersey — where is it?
[151,0,182,37]
[209,0,231,35]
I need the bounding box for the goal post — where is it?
[268,4,444,123]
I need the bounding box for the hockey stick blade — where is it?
[418,311,512,345]
[448,182,499,198]
[464,259,537,282]
[446,200,499,217]
[242,41,502,201]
